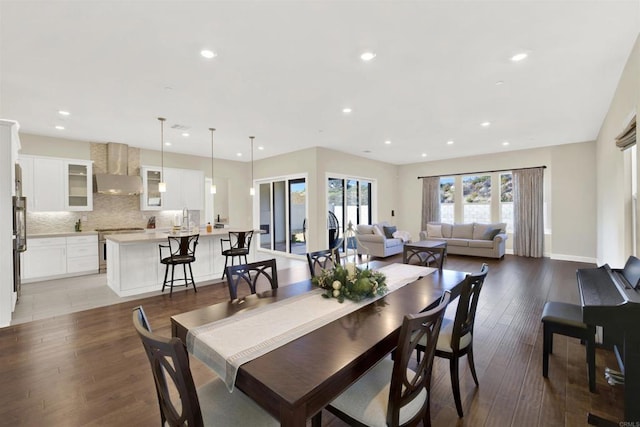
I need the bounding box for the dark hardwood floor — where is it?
[0,255,624,426]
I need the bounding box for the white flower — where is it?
[333,289,341,297]
[332,280,342,290]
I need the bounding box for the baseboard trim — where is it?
[549,253,597,264]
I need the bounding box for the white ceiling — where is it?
[1,1,638,165]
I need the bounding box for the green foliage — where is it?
[311,264,387,303]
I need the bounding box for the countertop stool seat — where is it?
[542,301,596,392]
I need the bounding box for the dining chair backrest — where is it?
[388,291,451,426]
[306,249,341,277]
[132,306,204,427]
[450,263,489,352]
[225,258,279,301]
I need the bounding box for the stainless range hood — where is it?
[94,143,143,195]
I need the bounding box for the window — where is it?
[257,176,307,255]
[500,173,513,233]
[463,175,491,223]
[328,176,373,252]
[440,177,454,224]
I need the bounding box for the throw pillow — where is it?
[383,225,397,239]
[372,225,384,236]
[482,228,501,240]
[426,224,443,238]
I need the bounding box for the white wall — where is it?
[595,34,639,268]
[251,147,399,253]
[397,142,598,262]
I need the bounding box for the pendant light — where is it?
[249,136,255,196]
[158,117,167,193]
[209,128,217,194]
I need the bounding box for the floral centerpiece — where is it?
[312,262,387,303]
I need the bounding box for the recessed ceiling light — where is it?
[258,146,264,150]
[236,153,242,157]
[495,81,504,86]
[384,140,391,145]
[421,153,427,157]
[360,52,376,61]
[511,52,528,62]
[200,49,217,59]
[58,110,70,116]
[55,125,65,130]
[165,142,171,146]
[502,141,510,146]
[481,121,491,127]
[342,108,352,114]
[446,140,454,145]
[182,132,189,137]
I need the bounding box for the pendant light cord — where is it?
[158,117,165,177]
[250,136,255,186]
[210,128,216,178]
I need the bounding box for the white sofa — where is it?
[419,222,507,259]
[355,221,406,258]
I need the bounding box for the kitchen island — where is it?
[106,229,257,297]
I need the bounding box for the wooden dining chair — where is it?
[159,234,199,297]
[132,306,278,427]
[306,248,341,277]
[416,263,489,418]
[220,230,254,279]
[313,291,451,427]
[225,258,278,301]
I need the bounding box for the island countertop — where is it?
[105,228,259,244]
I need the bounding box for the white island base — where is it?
[106,230,256,297]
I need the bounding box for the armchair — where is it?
[355,221,408,258]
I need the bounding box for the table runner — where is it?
[187,263,435,391]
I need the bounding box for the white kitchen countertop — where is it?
[106,228,258,244]
[29,231,99,238]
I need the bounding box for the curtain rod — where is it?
[417,165,546,180]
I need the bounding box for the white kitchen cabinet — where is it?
[181,168,204,210]
[145,166,204,211]
[65,160,93,211]
[163,167,183,210]
[140,166,163,210]
[162,168,204,211]
[22,237,67,280]
[66,235,98,273]
[19,155,93,212]
[22,234,98,282]
[20,156,65,212]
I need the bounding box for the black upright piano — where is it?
[577,255,640,424]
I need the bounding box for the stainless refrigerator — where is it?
[13,163,26,299]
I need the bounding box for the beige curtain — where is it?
[513,167,544,257]
[616,115,636,150]
[421,177,440,230]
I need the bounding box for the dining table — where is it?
[171,264,469,427]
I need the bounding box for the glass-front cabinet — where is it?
[65,160,93,211]
[141,166,162,210]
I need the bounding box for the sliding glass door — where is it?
[257,176,307,255]
[328,176,373,252]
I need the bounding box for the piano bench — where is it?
[541,301,596,393]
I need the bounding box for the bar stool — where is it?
[159,234,199,297]
[542,301,596,392]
